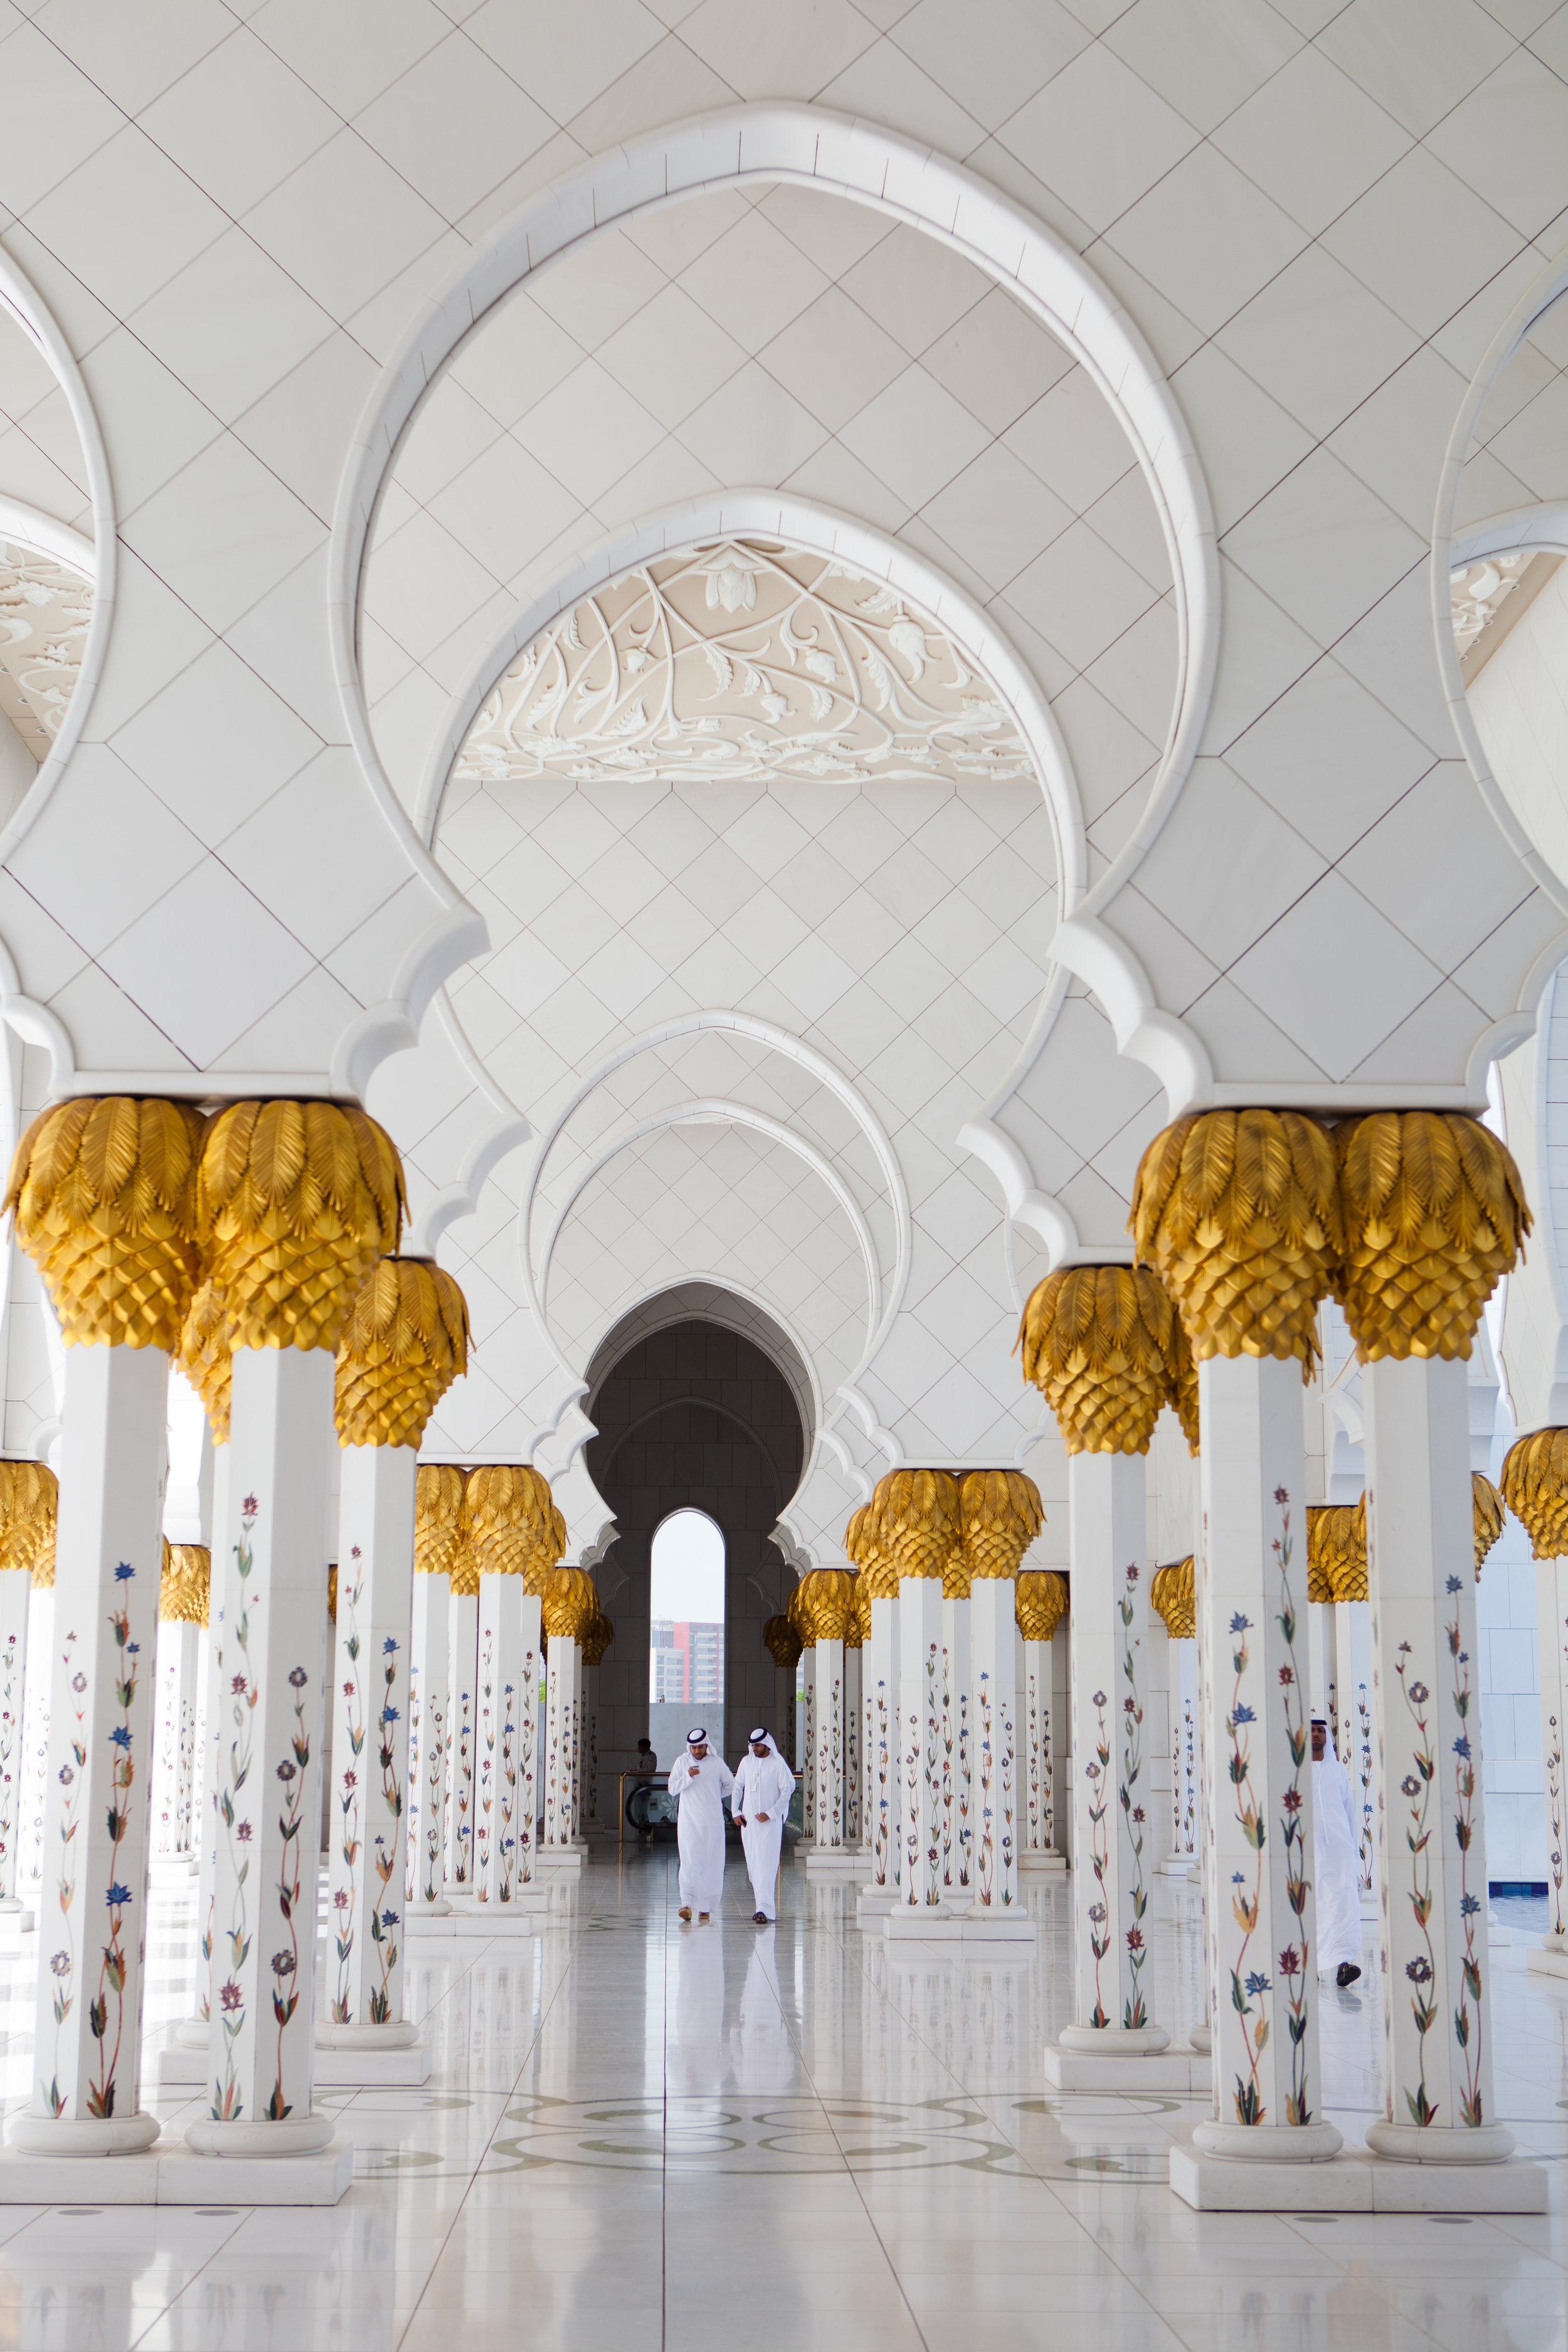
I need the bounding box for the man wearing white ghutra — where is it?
[667,1727,733,1921]
[731,1727,794,1924]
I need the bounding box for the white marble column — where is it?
[151,1597,202,1869]
[1538,1559,1568,1949]
[844,1638,862,1847]
[1020,1634,1052,1867]
[864,1592,899,1900]
[19,1571,52,1906]
[970,1572,1021,1919]
[543,1629,581,1850]
[187,1347,337,2163]
[800,1640,817,1845]
[173,1446,229,2053]
[408,1555,451,1912]
[1189,1354,1339,2166]
[894,1571,945,1922]
[0,1562,30,1912]
[1363,1355,1510,2162]
[940,1586,970,1896]
[472,1570,544,1909]
[321,1442,418,2053]
[1049,1451,1168,2072]
[11,1343,170,2158]
[445,1579,479,1892]
[813,1636,845,1849]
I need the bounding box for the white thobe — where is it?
[668,1750,734,1914]
[732,1749,795,1920]
[1312,1748,1362,1974]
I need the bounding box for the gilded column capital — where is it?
[960,1468,1044,1582]
[1473,1471,1505,1577]
[1017,1263,1182,1453]
[177,1279,231,1445]
[582,1611,613,1668]
[872,1467,961,1580]
[794,1567,854,1643]
[844,1502,899,1600]
[1015,1568,1068,1642]
[5,1096,206,1350]
[196,1099,405,1353]
[0,1458,57,1578]
[1306,1499,1367,1600]
[1150,1557,1195,1638]
[762,1612,803,1671]
[1130,1108,1340,1367]
[541,1564,596,1641]
[1502,1428,1568,1560]
[847,1576,871,1648]
[1333,1111,1530,1362]
[159,1542,210,1626]
[335,1258,469,1448]
[465,1462,556,1589]
[415,1462,467,1579]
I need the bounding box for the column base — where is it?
[882,1900,1030,1944]
[9,2112,161,2158]
[1528,1940,1568,1981]
[1189,2025,1212,2054]
[1019,1852,1066,1876]
[0,1905,35,1934]
[156,2035,433,2089]
[1364,2121,1517,2165]
[174,2015,208,2051]
[1046,2025,1202,2091]
[1172,2144,1547,2213]
[406,1896,452,1919]
[0,2133,353,2206]
[1156,1857,1193,1878]
[149,1854,199,1880]
[804,1847,864,1875]
[534,1848,583,1877]
[407,1890,551,1932]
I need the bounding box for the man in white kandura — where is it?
[732,1727,795,1925]
[667,1726,734,1923]
[1311,1717,1362,1988]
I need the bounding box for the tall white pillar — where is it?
[11,1343,170,2159]
[19,1571,52,1905]
[970,1571,1020,1915]
[1364,1355,1509,2161]
[0,1459,51,1915]
[151,1545,208,1870]
[409,1554,451,1911]
[866,1593,898,1892]
[1054,1450,1165,2060]
[445,1578,479,1892]
[543,1630,581,1850]
[844,1638,862,1846]
[1538,1559,1568,1948]
[322,1443,418,2048]
[940,1584,970,1895]
[173,1444,229,2053]
[800,1639,817,1844]
[896,1570,945,1917]
[472,1568,544,1907]
[188,1348,337,2159]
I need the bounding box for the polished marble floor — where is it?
[0,1850,1560,2348]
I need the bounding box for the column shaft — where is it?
[324,1443,416,2032]
[1195,1352,1337,2158]
[151,1618,201,1860]
[1021,1636,1049,1855]
[14,1343,168,2151]
[543,1634,581,1848]
[445,1589,478,1891]
[813,1637,845,1848]
[1539,1560,1568,1944]
[1064,1451,1159,2042]
[898,1577,944,1910]
[1364,1354,1509,2160]
[474,1576,539,1902]
[844,1646,861,1846]
[193,1346,334,2153]
[19,1578,52,1902]
[868,1596,898,1887]
[800,1645,817,1840]
[970,1577,1018,1910]
[941,1596,970,1893]
[0,1565,29,1904]
[408,1567,450,1909]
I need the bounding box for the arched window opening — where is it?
[648,1509,725,1768]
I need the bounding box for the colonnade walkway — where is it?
[0,1849,1559,2349]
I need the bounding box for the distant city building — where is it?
[649,1620,724,1706]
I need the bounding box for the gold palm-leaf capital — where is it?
[177,1279,232,1445]
[197,1100,405,1354]
[160,1542,210,1626]
[1333,1111,1530,1362]
[1016,1263,1180,1454]
[0,1458,58,1577]
[872,1467,961,1580]
[415,1462,468,1579]
[795,1567,854,1643]
[541,1564,596,1642]
[763,1611,803,1671]
[1130,1107,1340,1367]
[1502,1428,1568,1561]
[335,1258,470,1448]
[960,1468,1044,1581]
[6,1096,206,1350]
[1015,1568,1068,1642]
[845,1501,899,1599]
[465,1461,552,1584]
[1149,1558,1195,1638]
[1473,1471,1505,1579]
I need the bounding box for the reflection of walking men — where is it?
[667,1727,733,1922]
[732,1727,793,1924]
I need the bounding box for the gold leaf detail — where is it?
[197,1099,405,1355]
[762,1612,803,1671]
[541,1564,598,1642]
[871,1468,961,1581]
[335,1258,470,1448]
[1015,1569,1068,1643]
[159,1542,210,1626]
[0,1460,57,1581]
[1333,1111,1530,1362]
[177,1279,232,1445]
[792,1567,855,1643]
[1016,1264,1181,1454]
[844,1502,899,1599]
[1473,1471,1505,1579]
[415,1463,467,1579]
[6,1096,206,1350]
[960,1468,1044,1582]
[1149,1558,1195,1639]
[1502,1429,1568,1561]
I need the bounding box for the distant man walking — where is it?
[732,1727,794,1924]
[667,1727,733,1922]
[1311,1717,1362,1988]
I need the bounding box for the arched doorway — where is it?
[648,1507,726,1767]
[585,1306,807,1779]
